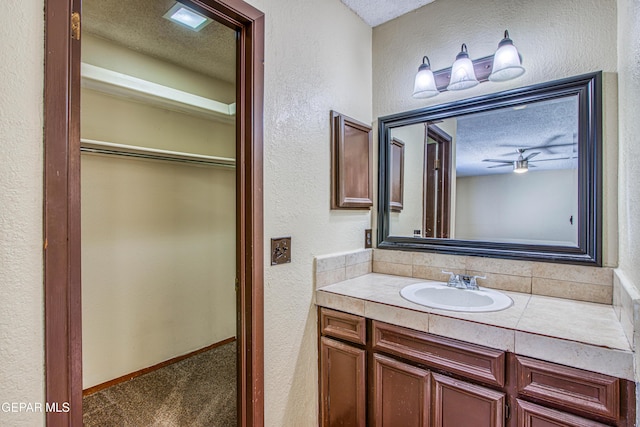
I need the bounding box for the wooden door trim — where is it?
[43,0,264,425]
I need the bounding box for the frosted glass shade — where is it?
[413,64,439,99]
[489,31,525,82]
[447,45,478,91]
[447,56,478,91]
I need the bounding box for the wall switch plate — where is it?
[364,229,372,248]
[271,237,291,265]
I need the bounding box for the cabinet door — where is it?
[373,354,430,427]
[516,399,609,427]
[320,337,366,427]
[432,372,506,427]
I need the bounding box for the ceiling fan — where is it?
[482,149,570,173]
[498,134,576,156]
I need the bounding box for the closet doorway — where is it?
[43,0,264,426]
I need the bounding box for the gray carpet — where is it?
[83,342,237,426]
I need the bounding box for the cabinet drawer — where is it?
[372,321,505,387]
[515,356,619,421]
[320,308,366,345]
[516,399,609,427]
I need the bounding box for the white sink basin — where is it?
[400,281,513,312]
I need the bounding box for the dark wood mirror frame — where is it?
[377,72,603,266]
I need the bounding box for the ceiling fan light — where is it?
[489,31,525,82]
[447,44,479,91]
[513,159,528,173]
[413,56,439,99]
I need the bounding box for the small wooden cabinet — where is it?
[320,337,366,427]
[318,307,635,427]
[373,354,430,427]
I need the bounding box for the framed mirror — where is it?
[377,72,602,265]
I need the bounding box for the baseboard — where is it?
[83,336,236,396]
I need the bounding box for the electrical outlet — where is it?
[271,237,291,265]
[364,229,372,248]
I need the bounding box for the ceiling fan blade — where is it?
[487,163,513,169]
[524,152,540,161]
[482,158,512,164]
[530,156,571,163]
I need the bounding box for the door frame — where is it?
[43,0,265,425]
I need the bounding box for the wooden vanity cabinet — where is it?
[319,308,367,427]
[318,308,634,427]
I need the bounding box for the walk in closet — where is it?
[80,1,238,422]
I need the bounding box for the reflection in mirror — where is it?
[378,72,602,265]
[389,95,579,246]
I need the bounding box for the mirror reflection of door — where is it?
[424,125,452,238]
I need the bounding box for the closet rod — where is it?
[80,139,236,168]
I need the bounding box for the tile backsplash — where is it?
[372,249,613,304]
[315,248,372,288]
[315,248,616,305]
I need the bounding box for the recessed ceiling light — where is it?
[163,3,212,32]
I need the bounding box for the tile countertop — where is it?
[316,273,634,380]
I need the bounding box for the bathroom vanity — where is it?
[316,271,635,427]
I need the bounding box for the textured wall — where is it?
[389,124,424,236]
[373,0,619,266]
[617,0,640,290]
[0,1,45,426]
[244,0,372,425]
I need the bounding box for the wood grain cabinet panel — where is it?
[320,337,366,427]
[515,356,619,421]
[320,307,366,345]
[372,320,506,387]
[373,354,430,427]
[516,399,609,427]
[330,110,373,209]
[432,372,505,427]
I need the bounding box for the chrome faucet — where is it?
[442,271,486,290]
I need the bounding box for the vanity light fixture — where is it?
[412,56,440,98]
[163,2,212,32]
[412,30,525,99]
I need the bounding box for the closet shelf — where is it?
[81,63,236,122]
[80,139,236,168]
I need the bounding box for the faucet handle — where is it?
[441,270,459,287]
[469,275,486,289]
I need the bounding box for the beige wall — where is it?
[455,169,578,244]
[245,0,372,425]
[617,0,640,290]
[389,124,424,236]
[373,0,619,266]
[0,1,45,426]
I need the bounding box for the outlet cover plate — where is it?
[271,237,291,265]
[365,229,372,248]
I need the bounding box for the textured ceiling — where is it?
[340,0,436,27]
[83,0,236,84]
[454,96,579,177]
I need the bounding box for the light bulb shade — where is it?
[447,45,479,91]
[489,32,525,82]
[413,61,439,99]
